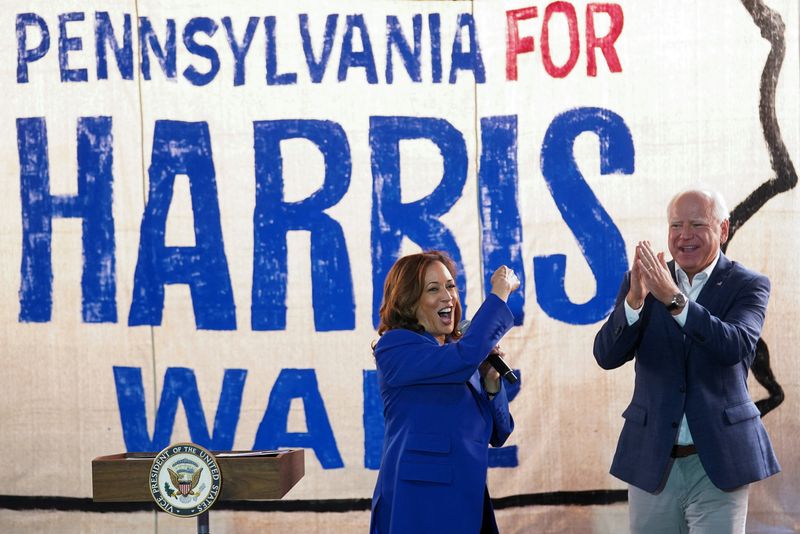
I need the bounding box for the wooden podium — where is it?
[92,449,304,532]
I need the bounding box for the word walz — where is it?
[112,366,523,470]
[16,108,634,331]
[16,4,623,86]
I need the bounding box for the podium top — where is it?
[92,449,304,502]
[117,449,284,460]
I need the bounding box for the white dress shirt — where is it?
[623,252,721,445]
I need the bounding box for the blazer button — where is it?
[679,386,686,393]
[614,326,623,336]
[671,421,678,428]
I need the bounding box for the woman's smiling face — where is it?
[415,261,458,344]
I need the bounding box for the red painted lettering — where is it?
[586,3,624,76]
[506,6,538,81]
[541,2,580,78]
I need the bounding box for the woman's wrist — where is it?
[485,379,500,396]
[490,288,510,302]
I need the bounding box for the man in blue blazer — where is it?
[594,189,779,533]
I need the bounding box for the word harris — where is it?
[17,106,634,330]
[16,3,624,85]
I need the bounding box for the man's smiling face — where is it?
[668,191,729,280]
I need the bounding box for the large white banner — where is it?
[1,0,798,532]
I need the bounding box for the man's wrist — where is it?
[666,292,687,312]
[626,295,643,309]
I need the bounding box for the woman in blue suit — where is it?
[370,250,519,534]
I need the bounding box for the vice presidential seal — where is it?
[149,443,222,517]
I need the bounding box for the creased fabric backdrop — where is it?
[1,0,798,532]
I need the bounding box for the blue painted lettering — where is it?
[17,116,116,323]
[535,107,633,324]
[251,120,355,331]
[128,120,236,330]
[253,369,344,469]
[369,116,468,327]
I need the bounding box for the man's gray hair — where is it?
[667,188,730,223]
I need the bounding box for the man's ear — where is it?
[720,219,730,244]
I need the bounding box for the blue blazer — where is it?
[370,294,515,534]
[593,253,780,492]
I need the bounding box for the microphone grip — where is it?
[487,352,518,384]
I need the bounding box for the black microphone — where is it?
[457,319,518,384]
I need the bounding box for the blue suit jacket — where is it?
[370,294,515,534]
[593,253,780,492]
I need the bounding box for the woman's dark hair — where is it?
[376,250,462,339]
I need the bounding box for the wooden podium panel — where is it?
[92,449,304,502]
